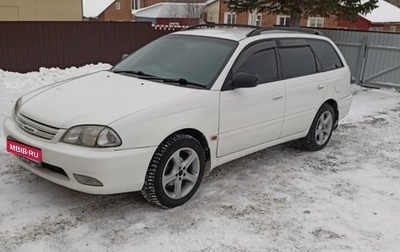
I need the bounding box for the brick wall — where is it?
[99,0,133,21]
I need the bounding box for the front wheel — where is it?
[293,103,335,151]
[142,134,205,208]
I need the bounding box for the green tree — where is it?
[225,0,378,26]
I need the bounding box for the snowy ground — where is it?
[1,64,399,251]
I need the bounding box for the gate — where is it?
[319,29,400,90]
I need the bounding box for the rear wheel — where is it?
[142,134,205,208]
[291,103,335,151]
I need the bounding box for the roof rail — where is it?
[247,26,323,37]
[184,23,260,31]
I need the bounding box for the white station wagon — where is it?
[4,25,352,208]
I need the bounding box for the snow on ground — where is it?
[0,64,400,251]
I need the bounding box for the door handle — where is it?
[273,95,283,100]
[318,84,325,89]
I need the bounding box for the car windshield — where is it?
[112,34,238,88]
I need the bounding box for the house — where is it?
[0,0,82,21]
[214,0,339,28]
[204,0,219,23]
[338,0,400,32]
[204,0,400,32]
[133,2,205,26]
[83,0,133,21]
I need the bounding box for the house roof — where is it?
[83,0,115,18]
[361,0,400,23]
[133,2,205,19]
[204,0,218,6]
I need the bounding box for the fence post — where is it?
[354,37,368,85]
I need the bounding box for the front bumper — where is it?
[3,117,157,194]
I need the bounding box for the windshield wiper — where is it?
[112,70,206,88]
[148,77,206,88]
[112,70,154,77]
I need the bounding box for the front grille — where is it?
[15,114,60,140]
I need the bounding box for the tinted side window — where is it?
[308,39,344,71]
[236,48,278,84]
[279,46,317,79]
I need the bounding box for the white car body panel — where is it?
[218,80,285,157]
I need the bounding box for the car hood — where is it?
[19,71,201,128]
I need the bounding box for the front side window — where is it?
[112,35,238,88]
[279,46,317,79]
[235,48,278,84]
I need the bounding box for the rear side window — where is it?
[279,46,317,79]
[308,39,343,71]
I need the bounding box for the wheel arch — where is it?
[162,128,211,175]
[324,99,339,129]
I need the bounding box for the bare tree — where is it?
[183,3,204,18]
[168,5,181,18]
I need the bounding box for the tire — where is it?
[291,103,335,151]
[141,134,205,208]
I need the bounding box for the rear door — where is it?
[277,38,327,137]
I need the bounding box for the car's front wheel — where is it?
[142,134,205,208]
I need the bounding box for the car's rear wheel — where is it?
[290,103,335,151]
[142,134,205,208]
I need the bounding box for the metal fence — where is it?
[0,21,172,73]
[319,28,400,90]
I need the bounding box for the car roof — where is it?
[174,27,254,41]
[173,26,324,42]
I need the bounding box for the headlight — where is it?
[13,98,22,119]
[61,125,122,148]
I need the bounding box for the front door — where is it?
[217,41,285,157]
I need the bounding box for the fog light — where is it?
[74,174,103,187]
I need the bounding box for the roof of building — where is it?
[204,0,218,6]
[133,2,205,19]
[361,0,400,23]
[83,0,115,18]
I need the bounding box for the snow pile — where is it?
[0,64,400,251]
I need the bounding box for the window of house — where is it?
[132,0,140,10]
[307,17,324,28]
[248,13,262,26]
[307,39,343,71]
[276,15,290,26]
[278,44,317,79]
[224,12,236,24]
[390,26,397,32]
[116,2,121,10]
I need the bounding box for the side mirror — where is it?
[121,54,129,60]
[232,72,258,88]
